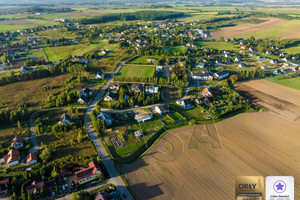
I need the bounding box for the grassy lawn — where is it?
[117,65,155,79]
[0,74,69,110]
[43,42,110,61]
[129,56,159,64]
[266,76,300,90]
[281,43,300,54]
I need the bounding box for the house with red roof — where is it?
[26,181,45,196]
[201,87,213,97]
[4,149,20,166]
[75,161,102,185]
[0,178,9,195]
[27,153,37,165]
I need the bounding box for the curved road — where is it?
[84,57,135,200]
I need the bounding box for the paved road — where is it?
[83,57,135,200]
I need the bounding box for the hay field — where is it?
[122,112,300,200]
[210,17,300,39]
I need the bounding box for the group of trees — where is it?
[80,11,184,24]
[0,103,29,125]
[90,110,106,134]
[231,69,266,82]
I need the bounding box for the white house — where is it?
[213,70,229,80]
[270,59,278,64]
[234,57,241,62]
[238,63,247,69]
[191,70,213,81]
[95,71,105,80]
[195,63,205,68]
[97,112,113,126]
[59,113,72,125]
[20,66,29,74]
[155,105,169,115]
[176,99,194,110]
[135,131,143,138]
[145,85,159,94]
[156,65,163,72]
[134,110,153,123]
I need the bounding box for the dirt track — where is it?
[122,79,300,200]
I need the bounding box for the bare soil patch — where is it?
[122,112,300,200]
[236,79,300,121]
[210,17,285,39]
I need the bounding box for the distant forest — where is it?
[79,11,184,24]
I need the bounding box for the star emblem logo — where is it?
[273,180,286,193]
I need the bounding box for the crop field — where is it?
[266,77,300,91]
[236,79,300,121]
[122,111,300,199]
[0,19,58,32]
[0,74,69,110]
[117,65,155,79]
[210,17,300,39]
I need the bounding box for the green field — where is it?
[117,65,155,78]
[196,41,237,50]
[43,42,109,61]
[0,15,22,19]
[281,43,300,54]
[266,76,300,90]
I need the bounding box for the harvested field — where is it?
[236,79,300,121]
[210,17,300,39]
[122,112,300,200]
[279,27,300,39]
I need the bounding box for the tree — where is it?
[17,121,22,129]
[40,147,53,163]
[51,167,59,179]
[70,191,91,200]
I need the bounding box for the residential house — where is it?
[213,70,229,80]
[81,88,91,98]
[11,135,24,149]
[257,56,265,60]
[279,52,287,57]
[109,82,120,90]
[156,65,163,72]
[27,153,37,165]
[261,65,268,70]
[19,66,29,74]
[291,61,300,67]
[131,83,144,93]
[4,149,20,166]
[283,68,294,74]
[215,60,222,65]
[241,45,247,49]
[195,63,205,68]
[155,105,169,115]
[273,69,282,75]
[224,53,231,58]
[190,70,213,81]
[43,61,53,67]
[97,112,113,126]
[44,179,56,194]
[238,63,247,69]
[147,57,156,63]
[95,71,105,80]
[77,96,88,104]
[73,55,88,64]
[292,56,299,60]
[169,58,176,64]
[0,178,9,195]
[208,55,215,59]
[176,99,194,109]
[59,113,72,125]
[270,59,278,64]
[234,57,241,62]
[249,47,256,52]
[195,97,209,105]
[26,181,45,195]
[145,85,159,94]
[134,110,153,123]
[75,161,102,185]
[134,131,143,138]
[202,87,213,97]
[95,191,114,200]
[282,57,292,62]
[104,92,117,101]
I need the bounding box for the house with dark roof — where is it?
[238,63,246,69]
[213,70,229,80]
[81,88,91,98]
[45,179,56,193]
[109,82,120,90]
[20,66,29,74]
[270,59,278,64]
[59,113,72,125]
[104,92,117,101]
[191,71,213,81]
[0,178,9,195]
[145,85,159,94]
[95,71,105,80]
[176,99,194,110]
[97,112,113,126]
[11,135,24,149]
[78,95,88,104]
[131,83,144,93]
[44,61,53,67]
[95,191,114,200]
[75,161,102,185]
[155,105,169,115]
[4,149,20,166]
